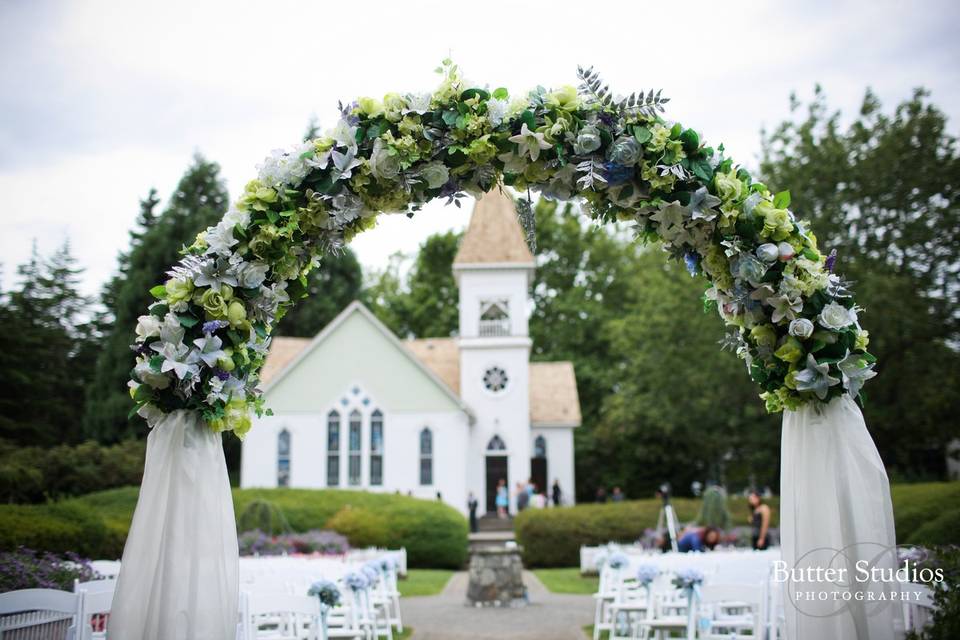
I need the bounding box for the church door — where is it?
[531,457,547,497]
[485,456,508,514]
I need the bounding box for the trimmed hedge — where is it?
[0,487,468,569]
[516,483,958,567]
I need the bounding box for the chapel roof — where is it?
[260,333,581,427]
[452,190,535,266]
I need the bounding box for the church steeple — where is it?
[453,190,535,269]
[454,190,535,339]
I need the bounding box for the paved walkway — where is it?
[402,571,594,640]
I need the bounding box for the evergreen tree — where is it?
[83,156,228,442]
[0,243,95,445]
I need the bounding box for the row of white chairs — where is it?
[592,552,938,639]
[0,556,404,640]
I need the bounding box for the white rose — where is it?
[418,162,449,189]
[221,208,250,229]
[369,139,400,181]
[818,302,853,330]
[756,243,779,263]
[789,318,815,340]
[135,315,162,341]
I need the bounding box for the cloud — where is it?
[1,0,958,297]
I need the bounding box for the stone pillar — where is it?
[466,547,526,607]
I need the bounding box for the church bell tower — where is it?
[453,190,535,514]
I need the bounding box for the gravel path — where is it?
[402,571,594,640]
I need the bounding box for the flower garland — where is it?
[129,60,878,437]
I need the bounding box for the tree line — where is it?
[0,88,956,501]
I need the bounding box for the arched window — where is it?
[277,429,291,487]
[487,435,506,451]
[419,428,433,485]
[326,411,340,487]
[348,409,362,486]
[370,410,384,486]
[534,435,547,459]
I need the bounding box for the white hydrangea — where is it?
[486,98,509,126]
[257,141,314,189]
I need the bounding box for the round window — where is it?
[483,366,509,393]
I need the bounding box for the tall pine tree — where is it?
[0,242,95,445]
[83,156,228,442]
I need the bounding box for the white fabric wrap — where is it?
[108,410,239,640]
[781,395,903,640]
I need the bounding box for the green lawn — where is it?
[398,569,454,597]
[533,568,599,594]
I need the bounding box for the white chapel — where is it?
[240,191,581,515]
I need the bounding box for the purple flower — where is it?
[202,320,228,334]
[825,249,838,273]
[213,369,231,381]
[684,252,700,277]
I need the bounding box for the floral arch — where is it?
[112,62,895,639]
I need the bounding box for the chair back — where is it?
[244,592,320,640]
[902,583,935,633]
[0,589,80,638]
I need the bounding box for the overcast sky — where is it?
[2,0,958,298]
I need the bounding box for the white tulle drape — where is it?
[780,395,902,640]
[108,410,239,640]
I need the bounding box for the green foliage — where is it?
[516,484,957,567]
[366,231,462,339]
[274,249,363,337]
[760,87,960,477]
[397,569,455,597]
[0,488,467,568]
[597,250,780,495]
[532,568,599,594]
[83,156,228,443]
[0,438,144,503]
[891,483,960,545]
[514,498,704,567]
[0,243,96,446]
[236,499,292,535]
[697,486,732,530]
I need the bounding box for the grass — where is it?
[396,628,413,639]
[398,569,454,597]
[533,568,599,595]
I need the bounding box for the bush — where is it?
[0,487,467,569]
[237,499,293,535]
[516,483,959,567]
[0,547,100,592]
[696,486,732,530]
[516,496,777,567]
[0,438,145,503]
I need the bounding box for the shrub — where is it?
[0,438,145,503]
[515,496,776,567]
[1,487,467,568]
[0,547,100,592]
[237,499,292,535]
[696,486,732,530]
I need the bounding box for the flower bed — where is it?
[239,529,349,556]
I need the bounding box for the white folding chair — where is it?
[74,576,117,640]
[696,582,764,639]
[902,583,935,634]
[243,592,321,640]
[0,588,81,640]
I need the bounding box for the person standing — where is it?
[516,481,530,512]
[595,487,608,503]
[551,479,562,507]
[611,487,625,502]
[748,490,771,550]
[495,479,509,519]
[467,492,479,533]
